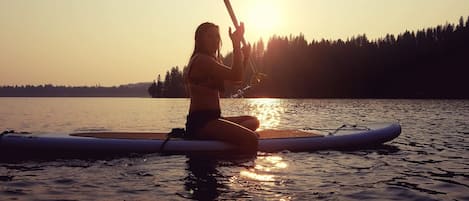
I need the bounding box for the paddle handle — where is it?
[223,0,247,46]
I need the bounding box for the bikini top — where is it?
[187,54,225,92]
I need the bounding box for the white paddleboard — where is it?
[0,123,401,158]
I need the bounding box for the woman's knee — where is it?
[241,116,260,131]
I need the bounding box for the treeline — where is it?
[148,66,186,98]
[0,84,149,97]
[150,16,469,99]
[252,16,469,98]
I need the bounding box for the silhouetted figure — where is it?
[184,22,259,154]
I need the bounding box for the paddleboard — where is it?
[0,123,401,158]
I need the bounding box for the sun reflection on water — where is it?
[235,155,291,199]
[239,171,276,182]
[247,98,284,130]
[239,155,288,183]
[255,156,288,171]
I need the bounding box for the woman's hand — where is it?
[229,22,245,49]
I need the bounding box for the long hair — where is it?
[190,22,222,61]
[185,22,224,95]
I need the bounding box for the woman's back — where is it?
[185,54,222,112]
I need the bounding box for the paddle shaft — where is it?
[223,0,260,86]
[223,0,247,47]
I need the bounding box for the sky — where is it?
[1,0,468,86]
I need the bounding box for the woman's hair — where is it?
[191,22,222,61]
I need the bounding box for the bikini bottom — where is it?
[185,109,221,138]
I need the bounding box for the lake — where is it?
[0,98,468,200]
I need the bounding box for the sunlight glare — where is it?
[239,155,287,182]
[254,158,288,171]
[247,98,283,130]
[240,170,275,182]
[246,0,282,40]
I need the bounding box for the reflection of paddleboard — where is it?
[0,123,401,158]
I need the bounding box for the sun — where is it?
[245,0,282,40]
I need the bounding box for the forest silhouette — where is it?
[149,16,469,99]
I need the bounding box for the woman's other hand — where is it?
[229,22,245,48]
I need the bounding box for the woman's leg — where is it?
[197,118,258,154]
[223,115,260,131]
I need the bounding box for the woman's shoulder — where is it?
[191,54,219,70]
[195,53,221,63]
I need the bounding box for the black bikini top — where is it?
[187,54,225,92]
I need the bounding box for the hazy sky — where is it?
[1,0,468,86]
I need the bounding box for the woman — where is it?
[185,22,259,154]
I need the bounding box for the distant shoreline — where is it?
[1,82,468,99]
[0,83,151,98]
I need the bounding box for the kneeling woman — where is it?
[184,22,259,154]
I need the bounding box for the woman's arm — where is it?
[194,24,246,82]
[192,48,244,82]
[226,23,245,81]
[192,52,242,81]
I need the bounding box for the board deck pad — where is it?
[70,129,324,140]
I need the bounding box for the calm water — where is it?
[0,98,468,201]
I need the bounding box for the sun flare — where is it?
[246,0,282,40]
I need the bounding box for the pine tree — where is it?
[156,74,163,97]
[148,81,157,97]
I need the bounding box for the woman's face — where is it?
[201,26,220,55]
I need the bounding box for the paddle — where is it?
[223,0,266,97]
[223,0,247,48]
